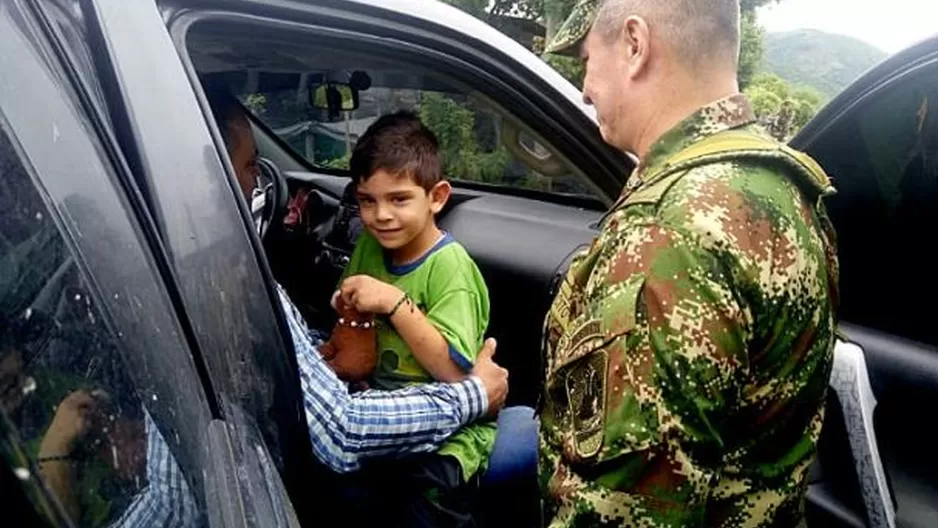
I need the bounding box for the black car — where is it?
[0,1,935,527]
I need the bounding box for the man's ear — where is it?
[428,180,452,214]
[623,15,651,79]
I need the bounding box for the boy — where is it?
[329,111,495,527]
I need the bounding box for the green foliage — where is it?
[491,0,542,19]
[737,0,781,91]
[792,98,819,130]
[751,73,791,100]
[243,93,268,116]
[747,86,783,117]
[418,93,510,183]
[745,73,822,139]
[738,13,765,90]
[322,153,351,170]
[542,53,584,87]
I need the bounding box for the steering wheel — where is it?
[254,157,289,241]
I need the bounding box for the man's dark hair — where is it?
[350,111,443,191]
[204,88,247,151]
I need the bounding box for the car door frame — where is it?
[2,0,232,524]
[793,33,938,528]
[42,0,313,525]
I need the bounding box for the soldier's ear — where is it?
[623,15,651,79]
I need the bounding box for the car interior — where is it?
[179,13,938,528]
[186,23,612,412]
[183,21,613,526]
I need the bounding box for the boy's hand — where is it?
[339,275,402,315]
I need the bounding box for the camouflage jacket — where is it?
[539,94,839,528]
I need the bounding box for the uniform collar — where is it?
[635,94,757,183]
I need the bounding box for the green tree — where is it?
[322,153,351,170]
[419,93,510,183]
[790,87,824,128]
[738,13,765,89]
[750,73,792,100]
[746,85,783,116]
[739,0,781,89]
[538,0,583,86]
[745,73,822,139]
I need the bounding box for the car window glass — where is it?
[0,3,208,523]
[0,120,204,528]
[0,121,203,527]
[811,62,938,347]
[36,0,110,118]
[190,36,600,200]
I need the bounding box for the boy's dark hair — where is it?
[350,111,443,191]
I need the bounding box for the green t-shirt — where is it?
[342,231,496,480]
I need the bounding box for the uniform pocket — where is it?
[546,275,645,464]
[563,347,610,460]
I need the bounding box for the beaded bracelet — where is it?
[336,316,374,330]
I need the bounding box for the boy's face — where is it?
[355,169,450,252]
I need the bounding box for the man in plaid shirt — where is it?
[107,91,505,526]
[107,282,503,527]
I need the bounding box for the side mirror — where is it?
[310,82,360,117]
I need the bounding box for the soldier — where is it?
[769,99,796,141]
[538,1,839,527]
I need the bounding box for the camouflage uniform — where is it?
[539,6,840,527]
[768,101,796,142]
[544,0,597,56]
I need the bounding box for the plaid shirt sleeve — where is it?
[277,284,488,474]
[110,408,200,528]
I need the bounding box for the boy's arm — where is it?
[387,294,467,382]
[277,284,491,473]
[339,275,473,382]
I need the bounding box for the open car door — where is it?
[794,34,938,528]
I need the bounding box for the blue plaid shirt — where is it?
[110,284,488,525]
[278,283,489,473]
[110,410,199,527]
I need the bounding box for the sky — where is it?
[757,0,938,53]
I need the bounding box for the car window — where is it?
[38,0,110,117]
[205,46,601,200]
[810,61,938,347]
[0,3,211,524]
[0,123,202,527]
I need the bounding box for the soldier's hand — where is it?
[470,338,508,416]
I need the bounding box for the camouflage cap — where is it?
[544,0,599,56]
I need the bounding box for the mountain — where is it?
[763,29,888,98]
